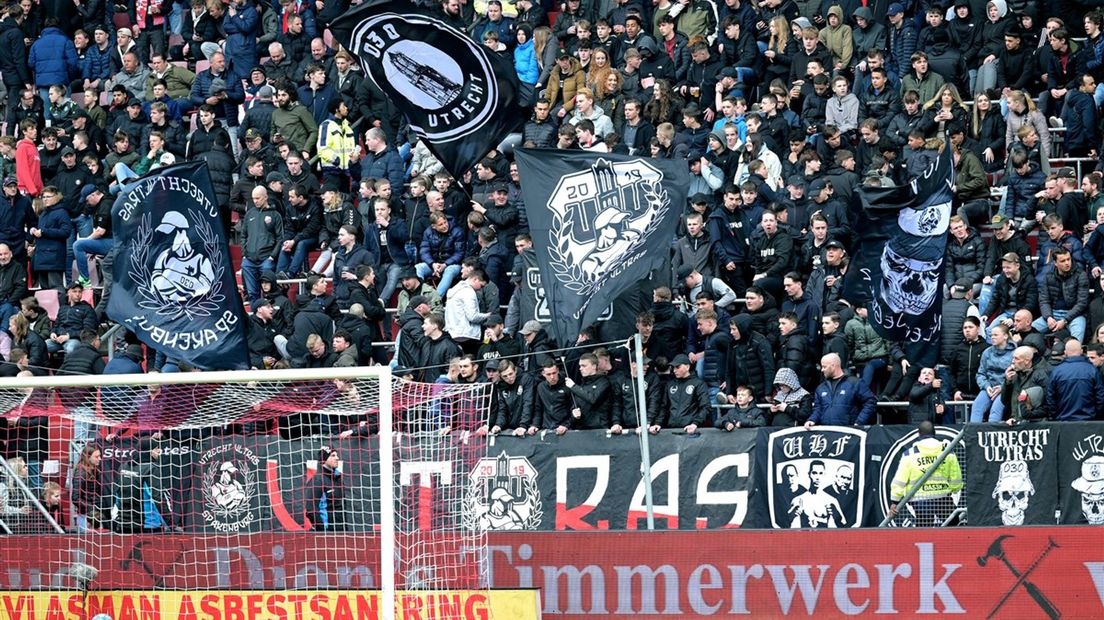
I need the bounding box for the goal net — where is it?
[0,366,495,618]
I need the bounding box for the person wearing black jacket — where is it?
[820,313,849,369]
[346,265,387,364]
[49,283,98,355]
[778,312,815,388]
[660,354,710,433]
[364,198,410,305]
[0,9,32,133]
[0,180,36,266]
[247,299,281,368]
[649,287,688,364]
[286,275,340,362]
[0,243,27,329]
[276,184,322,278]
[532,361,574,434]
[477,314,521,361]
[751,210,794,301]
[490,359,536,435]
[726,314,775,400]
[306,447,345,531]
[744,286,781,349]
[983,252,1039,329]
[717,386,767,430]
[396,296,430,371]
[951,317,988,401]
[417,314,462,382]
[563,354,612,430]
[609,354,666,431]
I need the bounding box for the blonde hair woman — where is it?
[533,26,557,89]
[1005,90,1051,163]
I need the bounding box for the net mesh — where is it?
[0,369,494,603]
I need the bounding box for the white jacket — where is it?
[444,281,489,340]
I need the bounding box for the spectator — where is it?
[660,354,709,434]
[1001,345,1050,424]
[1035,246,1090,342]
[395,295,431,371]
[768,367,813,427]
[805,353,877,427]
[972,324,1015,423]
[1048,340,1104,421]
[444,269,491,353]
[69,443,103,532]
[725,314,775,400]
[416,212,465,298]
[418,314,462,382]
[951,316,988,402]
[716,385,766,430]
[331,224,377,305]
[240,186,284,302]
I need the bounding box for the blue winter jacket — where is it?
[223,3,260,81]
[365,218,412,267]
[360,147,405,194]
[514,39,539,85]
[81,44,113,82]
[976,342,1014,391]
[809,375,877,426]
[419,222,466,266]
[1047,355,1104,421]
[28,27,79,87]
[32,205,73,272]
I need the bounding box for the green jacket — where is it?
[845,314,888,363]
[271,102,319,156]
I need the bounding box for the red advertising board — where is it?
[2,528,1103,619]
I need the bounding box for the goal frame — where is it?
[0,366,400,620]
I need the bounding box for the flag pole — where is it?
[633,333,656,530]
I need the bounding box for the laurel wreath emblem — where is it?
[464,470,543,531]
[548,176,670,297]
[128,212,227,321]
[201,459,257,519]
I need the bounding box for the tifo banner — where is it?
[486,431,756,530]
[332,0,524,179]
[0,590,541,620]
[515,150,688,344]
[759,426,868,529]
[1057,422,1104,525]
[964,425,1058,526]
[108,161,248,370]
[844,143,955,367]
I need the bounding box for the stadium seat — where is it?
[112,12,131,30]
[196,59,211,75]
[34,289,59,321]
[323,29,334,49]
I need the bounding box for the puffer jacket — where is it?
[945,229,987,286]
[543,57,586,112]
[726,313,775,399]
[650,301,688,364]
[54,297,98,339]
[222,1,259,81]
[976,342,1014,392]
[0,19,30,87]
[665,374,710,428]
[28,26,79,87]
[514,39,538,85]
[700,329,731,387]
[984,271,1038,318]
[1040,265,1090,321]
[418,221,465,266]
[197,144,235,208]
[81,44,112,82]
[951,337,987,397]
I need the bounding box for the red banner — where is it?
[2,528,1103,618]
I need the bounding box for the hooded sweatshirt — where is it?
[818,6,853,69]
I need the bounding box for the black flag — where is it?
[108,162,249,370]
[515,149,688,343]
[332,0,524,178]
[844,145,955,367]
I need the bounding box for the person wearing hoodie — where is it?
[114,439,172,533]
[649,286,688,364]
[545,51,586,119]
[514,24,539,92]
[568,88,614,137]
[974,0,1012,92]
[888,421,964,526]
[818,6,853,73]
[766,367,812,426]
[971,323,1014,422]
[850,7,886,70]
[716,385,766,430]
[726,314,775,399]
[306,447,345,532]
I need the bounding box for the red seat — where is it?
[112,13,131,30]
[34,289,60,321]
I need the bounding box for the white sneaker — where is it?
[1049,116,1064,128]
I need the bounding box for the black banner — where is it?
[108,162,248,370]
[964,425,1058,526]
[873,425,965,527]
[515,150,688,344]
[332,0,524,178]
[1057,423,1104,525]
[844,145,955,367]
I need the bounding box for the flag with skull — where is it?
[843,144,955,367]
[1058,424,1104,524]
[108,162,249,370]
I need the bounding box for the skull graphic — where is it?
[992,460,1034,526]
[879,244,942,315]
[1071,455,1104,524]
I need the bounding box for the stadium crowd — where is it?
[6,0,1104,527]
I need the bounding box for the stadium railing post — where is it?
[633,333,656,530]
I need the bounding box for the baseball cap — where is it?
[887,2,905,15]
[671,354,691,367]
[117,27,133,37]
[809,178,829,194]
[1056,166,1077,179]
[266,171,288,184]
[244,128,263,141]
[2,176,16,186]
[689,192,711,204]
[253,297,272,308]
[557,48,571,59]
[787,174,807,188]
[79,184,102,201]
[491,181,508,193]
[677,265,695,280]
[60,146,76,157]
[67,280,84,290]
[408,294,430,308]
[825,239,845,251]
[719,66,738,80]
[485,314,504,325]
[990,214,1010,227]
[519,320,543,335]
[485,358,502,371]
[257,85,275,100]
[954,276,973,292]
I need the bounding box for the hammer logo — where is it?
[977,534,1061,620]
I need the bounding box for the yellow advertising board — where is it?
[0,590,540,620]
